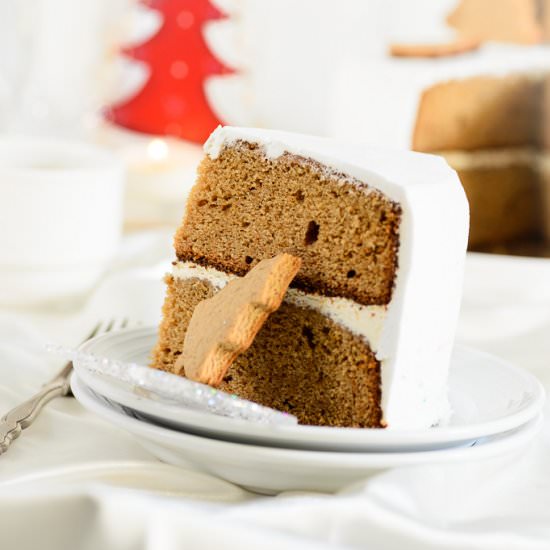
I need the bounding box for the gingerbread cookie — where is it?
[447,0,542,45]
[175,253,302,385]
[390,37,480,58]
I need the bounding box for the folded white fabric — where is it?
[0,233,549,550]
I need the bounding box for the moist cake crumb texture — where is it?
[174,142,401,307]
[153,275,383,427]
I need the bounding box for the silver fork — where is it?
[0,318,129,455]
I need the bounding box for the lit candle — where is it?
[96,123,203,230]
[147,138,170,162]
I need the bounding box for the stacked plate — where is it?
[71,328,545,494]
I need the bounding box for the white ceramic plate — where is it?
[73,327,545,452]
[71,374,543,494]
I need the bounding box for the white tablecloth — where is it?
[1,231,550,550]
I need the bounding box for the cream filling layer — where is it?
[172,261,387,353]
[441,147,537,170]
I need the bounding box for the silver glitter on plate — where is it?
[48,345,297,426]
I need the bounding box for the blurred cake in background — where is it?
[107,0,550,254]
[329,45,550,253]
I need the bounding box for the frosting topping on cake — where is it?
[205,126,460,198]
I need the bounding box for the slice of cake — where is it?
[152,127,469,429]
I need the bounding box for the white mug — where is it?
[0,138,124,306]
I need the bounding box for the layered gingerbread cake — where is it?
[152,127,469,429]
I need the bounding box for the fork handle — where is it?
[0,377,71,454]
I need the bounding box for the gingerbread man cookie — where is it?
[390,37,480,58]
[175,253,302,386]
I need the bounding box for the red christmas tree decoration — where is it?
[106,0,232,143]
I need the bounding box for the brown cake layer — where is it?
[174,142,401,307]
[541,158,550,240]
[443,150,544,247]
[414,75,545,152]
[152,274,383,428]
[543,74,550,149]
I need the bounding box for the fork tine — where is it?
[104,318,132,333]
[87,318,131,342]
[86,321,105,341]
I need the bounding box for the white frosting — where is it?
[203,1,550,148]
[172,261,388,352]
[202,127,469,429]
